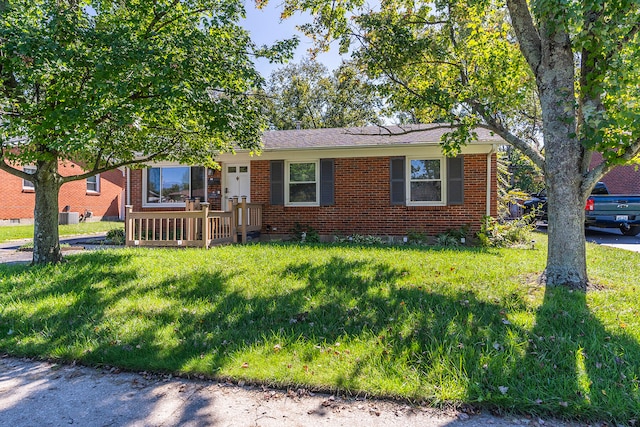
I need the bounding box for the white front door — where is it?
[225,163,250,203]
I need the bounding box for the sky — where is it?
[241,1,347,77]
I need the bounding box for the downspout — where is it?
[486,145,497,217]
[126,167,131,207]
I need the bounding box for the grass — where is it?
[0,235,639,423]
[0,221,123,243]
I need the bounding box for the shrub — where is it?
[289,223,320,243]
[406,230,429,245]
[333,234,386,245]
[105,228,125,245]
[434,233,460,247]
[477,215,535,248]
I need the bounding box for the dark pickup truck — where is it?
[523,182,640,236]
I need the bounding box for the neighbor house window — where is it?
[144,166,205,205]
[407,158,444,205]
[286,161,319,205]
[86,174,100,193]
[22,166,36,191]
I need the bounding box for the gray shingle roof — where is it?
[261,124,502,150]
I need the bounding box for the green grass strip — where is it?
[0,235,638,423]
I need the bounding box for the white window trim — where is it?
[86,174,100,193]
[406,157,446,206]
[22,166,36,190]
[285,160,320,207]
[142,166,207,208]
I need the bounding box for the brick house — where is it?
[0,160,125,225]
[126,125,501,240]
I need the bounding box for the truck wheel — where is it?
[620,225,640,236]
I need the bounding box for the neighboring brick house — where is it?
[0,161,125,225]
[590,152,640,194]
[126,125,501,238]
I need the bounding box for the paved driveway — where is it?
[585,227,640,253]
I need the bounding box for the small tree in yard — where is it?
[1,0,279,264]
[282,0,640,289]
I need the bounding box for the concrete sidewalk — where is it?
[0,356,592,427]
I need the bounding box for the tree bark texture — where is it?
[32,160,63,264]
[536,26,588,289]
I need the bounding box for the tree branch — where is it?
[60,150,172,184]
[0,148,32,180]
[505,0,542,75]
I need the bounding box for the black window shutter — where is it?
[447,156,464,205]
[390,157,406,205]
[320,159,335,206]
[270,160,284,205]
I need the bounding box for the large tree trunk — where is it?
[32,160,63,264]
[537,27,588,290]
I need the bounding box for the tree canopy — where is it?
[0,0,285,263]
[281,0,640,288]
[262,58,381,130]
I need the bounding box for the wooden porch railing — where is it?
[125,197,262,248]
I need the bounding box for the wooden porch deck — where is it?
[125,197,262,248]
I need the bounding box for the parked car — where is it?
[523,182,640,236]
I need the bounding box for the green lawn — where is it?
[0,221,123,243]
[0,236,638,423]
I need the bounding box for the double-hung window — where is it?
[407,158,445,205]
[22,166,36,191]
[86,174,100,193]
[286,161,319,205]
[144,166,205,206]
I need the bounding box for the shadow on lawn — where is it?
[0,249,638,422]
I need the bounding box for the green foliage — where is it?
[1,0,271,169]
[477,215,536,248]
[434,226,469,247]
[105,228,125,245]
[499,148,544,195]
[1,242,640,422]
[262,58,382,130]
[406,230,430,245]
[289,222,320,243]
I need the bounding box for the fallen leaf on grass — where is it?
[241,362,249,369]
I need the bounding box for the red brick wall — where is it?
[251,154,497,237]
[590,153,640,194]
[0,161,124,222]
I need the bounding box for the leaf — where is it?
[241,362,249,369]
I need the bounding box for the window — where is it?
[407,158,444,205]
[286,161,319,205]
[22,166,36,190]
[144,166,205,205]
[86,174,100,193]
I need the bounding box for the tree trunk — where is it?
[537,28,588,290]
[32,160,63,264]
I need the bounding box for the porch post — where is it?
[201,202,210,248]
[125,205,133,246]
[241,196,247,244]
[232,197,239,243]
